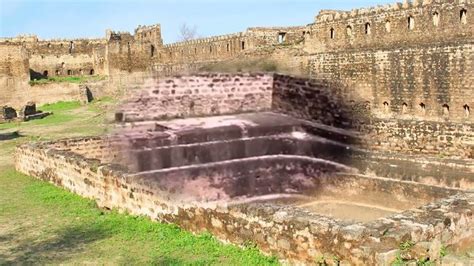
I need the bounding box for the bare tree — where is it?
[178,23,198,41]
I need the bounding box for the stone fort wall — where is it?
[1,1,471,78]
[304,0,473,122]
[272,74,473,159]
[0,0,472,157]
[0,35,106,78]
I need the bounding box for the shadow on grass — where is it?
[0,131,21,141]
[0,223,112,264]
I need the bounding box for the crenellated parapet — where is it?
[306,0,473,53]
[315,0,472,23]
[159,25,311,65]
[106,30,134,43]
[0,35,39,43]
[164,32,244,48]
[133,24,163,47]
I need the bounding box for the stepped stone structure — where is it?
[6,0,474,264]
[15,73,474,264]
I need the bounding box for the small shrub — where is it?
[439,245,448,257]
[400,241,415,251]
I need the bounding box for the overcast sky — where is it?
[1,0,393,43]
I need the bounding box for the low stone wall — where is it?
[15,137,474,265]
[44,137,117,162]
[116,73,274,122]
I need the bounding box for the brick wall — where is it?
[308,43,474,123]
[117,73,274,122]
[306,1,473,53]
[275,74,473,158]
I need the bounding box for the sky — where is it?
[1,0,393,44]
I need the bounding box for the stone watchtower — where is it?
[134,24,163,54]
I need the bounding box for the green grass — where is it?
[40,101,82,112]
[0,99,279,265]
[0,168,278,265]
[29,75,107,86]
[0,101,82,131]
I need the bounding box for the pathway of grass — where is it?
[0,100,278,265]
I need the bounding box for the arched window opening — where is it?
[55,70,61,76]
[330,28,335,39]
[67,70,72,76]
[460,9,467,24]
[419,103,426,114]
[385,21,391,33]
[433,12,440,26]
[278,32,286,44]
[90,69,94,75]
[241,41,245,50]
[43,70,48,78]
[442,104,450,115]
[226,43,230,52]
[346,25,353,37]
[408,16,415,30]
[150,45,155,57]
[463,104,470,117]
[209,46,212,53]
[69,41,74,54]
[47,43,51,48]
[61,62,65,68]
[402,102,408,114]
[365,23,371,35]
[383,101,390,112]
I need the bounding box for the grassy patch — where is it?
[0,105,78,131]
[0,168,278,265]
[40,101,82,112]
[0,100,107,132]
[29,75,107,86]
[199,59,280,73]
